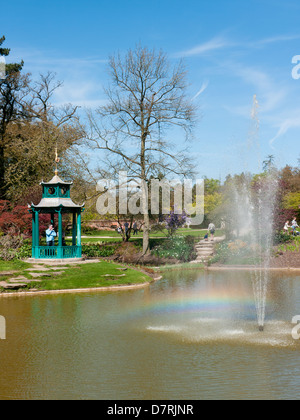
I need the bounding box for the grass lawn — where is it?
[0,260,31,272]
[157,261,205,272]
[80,228,224,239]
[0,260,152,293]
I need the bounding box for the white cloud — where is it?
[10,47,107,71]
[269,111,300,146]
[234,65,288,112]
[174,36,231,57]
[53,80,106,108]
[220,62,289,117]
[251,34,300,47]
[174,32,300,59]
[8,47,107,109]
[192,80,209,100]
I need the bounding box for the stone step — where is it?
[25,266,69,272]
[196,254,212,258]
[196,244,214,247]
[0,271,18,277]
[196,255,212,260]
[25,267,50,272]
[28,272,52,278]
[28,271,65,278]
[101,274,126,278]
[0,281,27,290]
[9,276,41,284]
[8,276,28,282]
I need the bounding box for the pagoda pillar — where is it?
[32,210,39,259]
[35,210,39,248]
[58,208,63,258]
[77,211,81,247]
[32,212,36,257]
[72,212,77,246]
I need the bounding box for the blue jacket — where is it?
[46,229,57,242]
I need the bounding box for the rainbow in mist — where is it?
[125,285,269,319]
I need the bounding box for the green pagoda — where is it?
[29,150,84,261]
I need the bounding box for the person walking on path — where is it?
[124,221,130,240]
[283,221,291,235]
[133,221,138,235]
[208,222,216,241]
[291,218,299,236]
[46,225,56,246]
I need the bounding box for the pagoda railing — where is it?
[32,246,82,259]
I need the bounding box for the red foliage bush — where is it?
[273,179,299,232]
[273,208,298,233]
[0,200,49,237]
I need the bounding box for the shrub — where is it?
[152,235,197,262]
[165,211,188,236]
[0,200,49,236]
[273,231,294,245]
[82,243,117,258]
[15,241,32,260]
[0,234,27,260]
[277,236,300,253]
[273,208,297,234]
[209,240,261,266]
[81,225,100,235]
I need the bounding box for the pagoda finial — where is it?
[55,145,60,176]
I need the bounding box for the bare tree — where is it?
[5,72,84,200]
[85,46,197,254]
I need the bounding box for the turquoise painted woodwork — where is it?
[29,173,84,259]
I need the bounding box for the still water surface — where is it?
[0,270,300,400]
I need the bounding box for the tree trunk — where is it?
[143,211,150,255]
[142,180,150,254]
[0,144,5,200]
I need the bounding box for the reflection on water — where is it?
[0,270,300,400]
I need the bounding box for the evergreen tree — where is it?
[0,35,26,199]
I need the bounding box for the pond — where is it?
[0,269,300,400]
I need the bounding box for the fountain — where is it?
[229,95,278,332]
[230,172,278,331]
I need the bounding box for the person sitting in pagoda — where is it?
[46,225,57,246]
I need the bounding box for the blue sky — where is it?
[2,0,300,180]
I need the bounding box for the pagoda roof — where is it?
[31,197,83,209]
[40,174,73,186]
